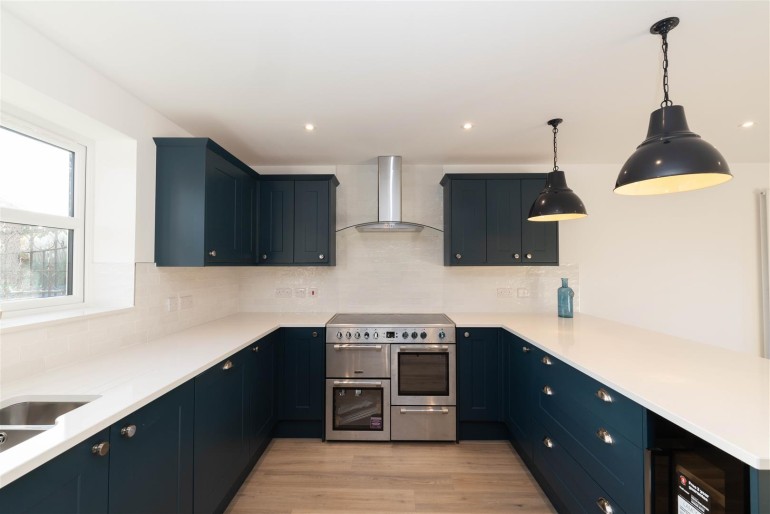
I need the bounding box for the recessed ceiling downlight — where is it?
[462,122,474,130]
[305,123,315,131]
[740,121,755,128]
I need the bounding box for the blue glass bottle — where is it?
[558,278,574,318]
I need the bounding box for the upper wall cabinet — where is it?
[441,174,558,266]
[155,138,258,266]
[259,176,339,266]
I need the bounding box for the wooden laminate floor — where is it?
[225,439,556,514]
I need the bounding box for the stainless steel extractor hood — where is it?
[355,156,425,232]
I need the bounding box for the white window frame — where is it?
[0,114,86,312]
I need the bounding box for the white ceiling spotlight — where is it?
[305,123,315,131]
[462,122,474,130]
[740,121,755,128]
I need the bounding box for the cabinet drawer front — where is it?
[534,425,627,514]
[537,353,644,444]
[539,393,645,512]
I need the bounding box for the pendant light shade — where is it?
[615,17,732,195]
[528,118,587,222]
[615,105,732,195]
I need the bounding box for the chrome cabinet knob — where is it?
[522,346,531,353]
[541,355,553,366]
[318,254,324,260]
[455,253,462,260]
[542,385,554,396]
[261,254,267,260]
[542,437,554,449]
[208,250,217,257]
[596,388,613,403]
[222,360,233,371]
[526,253,532,259]
[596,497,614,514]
[252,346,259,352]
[464,332,470,338]
[312,331,318,337]
[596,427,614,445]
[92,441,110,456]
[120,424,137,439]
[513,253,520,259]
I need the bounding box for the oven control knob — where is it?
[402,331,409,339]
[355,332,361,339]
[411,331,418,339]
[336,331,342,339]
[420,331,427,339]
[364,332,370,339]
[438,330,446,339]
[346,331,351,339]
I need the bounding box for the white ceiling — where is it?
[3,1,768,166]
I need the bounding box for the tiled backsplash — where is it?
[238,228,578,313]
[0,263,239,384]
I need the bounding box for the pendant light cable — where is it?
[661,30,673,107]
[552,123,559,171]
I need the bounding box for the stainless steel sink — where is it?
[0,401,91,426]
[0,428,47,453]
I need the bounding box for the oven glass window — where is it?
[398,353,449,396]
[332,387,384,431]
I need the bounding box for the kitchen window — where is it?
[0,118,86,312]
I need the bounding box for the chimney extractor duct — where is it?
[355,156,425,232]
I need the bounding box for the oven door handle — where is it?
[399,407,450,414]
[333,344,383,350]
[397,345,450,352]
[332,380,383,387]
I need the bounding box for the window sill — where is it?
[0,303,134,334]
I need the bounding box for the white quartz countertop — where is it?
[0,312,333,488]
[1,311,768,490]
[447,312,770,471]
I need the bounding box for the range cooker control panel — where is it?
[326,327,455,344]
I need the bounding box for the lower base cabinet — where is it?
[0,430,110,514]
[275,327,324,438]
[109,381,194,514]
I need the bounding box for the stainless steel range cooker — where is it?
[325,313,456,442]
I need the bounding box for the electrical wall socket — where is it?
[179,295,193,310]
[496,287,513,298]
[295,288,306,298]
[166,296,179,312]
[275,288,292,298]
[517,288,530,298]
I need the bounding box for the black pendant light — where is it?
[615,17,732,195]
[528,118,587,222]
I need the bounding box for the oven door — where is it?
[326,343,390,378]
[325,379,391,441]
[390,344,456,406]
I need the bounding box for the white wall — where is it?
[561,162,768,356]
[0,11,241,384]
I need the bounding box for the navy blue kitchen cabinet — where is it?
[193,352,248,514]
[275,327,324,437]
[531,350,646,514]
[245,330,278,460]
[457,328,507,439]
[520,179,558,264]
[445,179,486,265]
[258,176,338,266]
[154,138,258,267]
[0,430,110,514]
[441,174,558,266]
[502,331,541,465]
[108,381,194,514]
